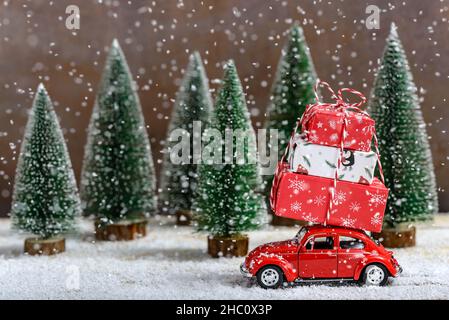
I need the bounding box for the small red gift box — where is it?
[271,170,388,233]
[301,105,375,152]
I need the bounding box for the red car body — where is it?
[241,225,401,288]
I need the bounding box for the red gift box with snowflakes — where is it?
[272,171,388,232]
[301,105,375,152]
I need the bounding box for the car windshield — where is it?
[295,227,307,242]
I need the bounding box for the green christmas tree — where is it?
[159,52,213,215]
[263,24,317,196]
[194,61,266,237]
[80,39,156,223]
[367,23,438,227]
[11,84,80,239]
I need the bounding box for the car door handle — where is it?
[312,252,337,256]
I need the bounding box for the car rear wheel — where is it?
[362,264,389,286]
[257,265,283,289]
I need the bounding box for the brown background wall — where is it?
[0,0,448,216]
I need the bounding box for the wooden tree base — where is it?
[374,225,416,248]
[208,235,249,258]
[95,219,147,241]
[176,210,193,226]
[24,237,65,255]
[271,214,306,227]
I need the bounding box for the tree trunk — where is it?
[207,234,249,258]
[95,219,147,241]
[24,237,65,255]
[176,210,193,226]
[374,225,416,248]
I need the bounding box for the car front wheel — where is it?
[256,265,283,289]
[362,264,389,286]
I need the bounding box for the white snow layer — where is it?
[0,215,448,300]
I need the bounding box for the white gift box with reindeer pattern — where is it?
[288,135,377,184]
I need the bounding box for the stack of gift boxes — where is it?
[270,85,389,233]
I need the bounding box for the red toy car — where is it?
[241,225,402,289]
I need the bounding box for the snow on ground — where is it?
[0,215,448,300]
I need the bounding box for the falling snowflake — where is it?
[349,202,361,212]
[328,120,337,129]
[370,213,382,226]
[341,216,357,228]
[288,177,306,194]
[313,195,326,206]
[290,201,302,212]
[333,191,347,205]
[369,192,387,207]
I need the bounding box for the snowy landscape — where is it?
[0,215,448,300]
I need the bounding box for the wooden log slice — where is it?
[95,219,147,241]
[374,225,416,248]
[207,234,249,258]
[24,237,65,255]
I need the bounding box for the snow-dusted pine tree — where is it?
[195,61,266,257]
[264,24,317,225]
[159,52,212,219]
[368,24,438,228]
[11,84,80,242]
[81,39,156,227]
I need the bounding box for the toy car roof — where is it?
[304,224,371,236]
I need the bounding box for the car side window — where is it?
[305,238,313,250]
[312,236,334,250]
[339,236,365,250]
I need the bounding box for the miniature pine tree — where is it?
[11,84,80,239]
[263,24,317,196]
[367,24,438,227]
[80,39,156,223]
[159,52,213,215]
[194,61,266,237]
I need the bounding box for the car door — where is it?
[337,235,366,278]
[298,235,338,279]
